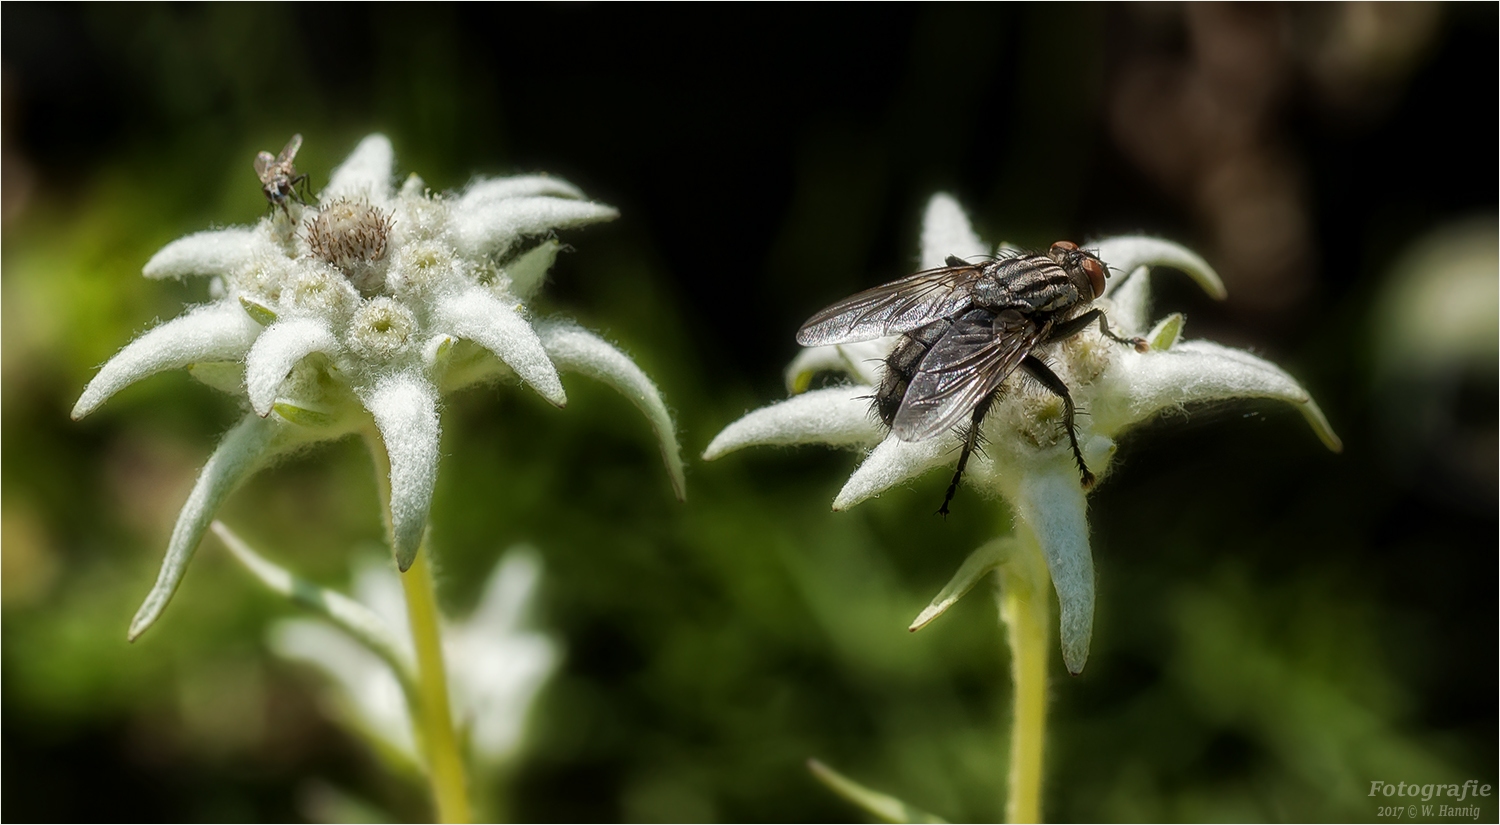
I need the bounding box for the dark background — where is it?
[3,4,1495,822]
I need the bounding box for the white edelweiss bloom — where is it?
[704,193,1342,674]
[74,134,685,640]
[267,546,559,768]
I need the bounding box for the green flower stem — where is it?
[365,430,471,823]
[402,547,472,824]
[997,533,1050,824]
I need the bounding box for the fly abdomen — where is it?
[875,319,949,427]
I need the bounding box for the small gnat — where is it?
[255,134,310,213]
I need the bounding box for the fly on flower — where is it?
[797,241,1150,514]
[254,133,309,213]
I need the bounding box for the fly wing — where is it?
[254,151,275,179]
[891,308,1050,441]
[796,264,986,346]
[277,134,303,165]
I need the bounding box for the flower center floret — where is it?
[282,262,361,320]
[388,239,461,299]
[306,199,394,296]
[347,296,418,363]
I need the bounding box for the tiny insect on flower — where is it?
[254,133,310,213]
[796,241,1149,514]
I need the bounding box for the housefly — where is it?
[254,134,309,213]
[797,241,1148,515]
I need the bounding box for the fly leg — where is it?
[1019,355,1094,488]
[1048,308,1148,353]
[938,388,998,516]
[291,173,312,206]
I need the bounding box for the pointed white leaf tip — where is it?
[324,134,395,205]
[535,320,686,500]
[1094,236,1226,301]
[703,386,882,462]
[143,228,274,280]
[910,538,1011,632]
[459,175,587,207]
[833,435,953,511]
[920,193,988,269]
[73,302,262,420]
[362,372,441,572]
[435,286,566,407]
[129,414,281,640]
[452,196,618,259]
[245,318,337,417]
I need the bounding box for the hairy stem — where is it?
[997,534,1050,824]
[402,548,472,823]
[365,430,471,823]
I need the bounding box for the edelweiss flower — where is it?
[704,194,1341,673]
[271,548,558,768]
[74,135,684,641]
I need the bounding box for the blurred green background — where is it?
[3,4,1495,822]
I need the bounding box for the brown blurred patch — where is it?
[1106,4,1440,324]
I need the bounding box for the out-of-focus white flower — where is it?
[74,135,684,640]
[263,543,559,768]
[705,194,1341,673]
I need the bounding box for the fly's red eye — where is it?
[1050,240,1078,254]
[1082,256,1107,298]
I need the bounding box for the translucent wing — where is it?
[277,134,303,165]
[796,264,986,346]
[891,308,1050,441]
[254,151,275,179]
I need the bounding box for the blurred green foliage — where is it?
[3,4,1495,822]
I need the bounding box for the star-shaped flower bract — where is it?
[74,135,684,640]
[266,545,558,769]
[705,193,1340,673]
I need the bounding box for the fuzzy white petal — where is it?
[472,548,542,632]
[838,339,897,385]
[459,176,586,209]
[535,320,686,500]
[214,522,414,684]
[73,302,262,419]
[784,346,849,394]
[1008,461,1094,675]
[704,386,884,461]
[833,433,954,511]
[910,537,1012,632]
[434,287,566,407]
[452,197,619,259]
[784,338,893,393]
[128,414,282,640]
[1092,340,1343,451]
[920,193,989,269]
[1099,265,1153,336]
[1095,236,1226,333]
[362,372,441,572]
[504,240,562,302]
[323,134,395,206]
[143,228,274,280]
[271,619,418,763]
[245,317,338,417]
[446,549,558,764]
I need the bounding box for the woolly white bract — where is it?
[75,135,684,641]
[704,194,1341,674]
[270,546,559,768]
